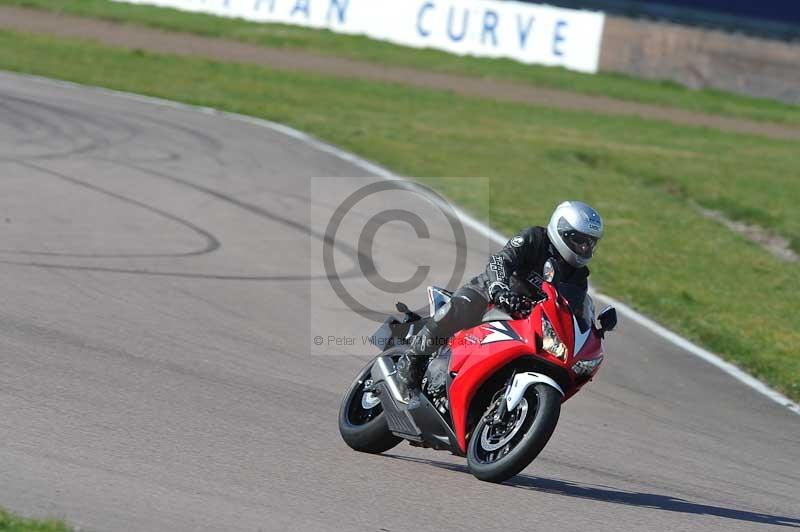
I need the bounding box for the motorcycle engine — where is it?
[422,348,451,414]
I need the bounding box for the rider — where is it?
[395,200,604,396]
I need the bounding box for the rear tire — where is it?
[338,357,402,454]
[467,383,561,483]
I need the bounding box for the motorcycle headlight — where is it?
[572,357,603,376]
[541,314,568,360]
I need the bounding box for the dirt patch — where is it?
[2,5,800,141]
[695,204,799,262]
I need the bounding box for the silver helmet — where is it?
[547,201,604,268]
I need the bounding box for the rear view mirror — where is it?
[598,306,617,336]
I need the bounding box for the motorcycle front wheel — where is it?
[467,383,561,483]
[338,357,402,454]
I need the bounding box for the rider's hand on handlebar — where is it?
[492,288,533,318]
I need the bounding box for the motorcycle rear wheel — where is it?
[467,383,561,483]
[338,357,402,454]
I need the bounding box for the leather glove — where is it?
[491,286,533,318]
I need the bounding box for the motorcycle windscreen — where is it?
[557,283,595,334]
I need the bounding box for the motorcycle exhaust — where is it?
[372,356,407,404]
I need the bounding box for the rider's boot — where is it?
[396,290,484,402]
[395,326,435,403]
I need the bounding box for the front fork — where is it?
[487,370,566,426]
[491,370,516,424]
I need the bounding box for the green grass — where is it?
[0,508,70,532]
[4,0,800,126]
[1,29,798,401]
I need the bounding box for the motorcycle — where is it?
[338,259,618,483]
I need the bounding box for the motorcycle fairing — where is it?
[370,355,462,454]
[480,321,522,345]
[445,285,584,453]
[447,327,536,452]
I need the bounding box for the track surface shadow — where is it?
[384,454,800,528]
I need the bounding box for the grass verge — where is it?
[1,30,798,401]
[3,0,800,126]
[0,508,70,532]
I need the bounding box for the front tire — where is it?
[338,357,402,454]
[467,383,561,483]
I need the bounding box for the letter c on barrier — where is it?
[417,2,434,37]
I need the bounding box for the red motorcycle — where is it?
[338,261,617,483]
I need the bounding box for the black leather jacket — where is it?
[478,226,589,296]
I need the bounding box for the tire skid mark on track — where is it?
[0,93,372,281]
[115,107,231,170]
[123,109,225,154]
[0,259,346,281]
[4,159,221,258]
[0,93,137,159]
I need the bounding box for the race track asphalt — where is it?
[0,71,797,532]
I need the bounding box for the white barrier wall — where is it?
[114,0,605,72]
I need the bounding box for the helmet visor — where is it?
[561,230,598,259]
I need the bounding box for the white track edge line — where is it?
[11,71,799,416]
